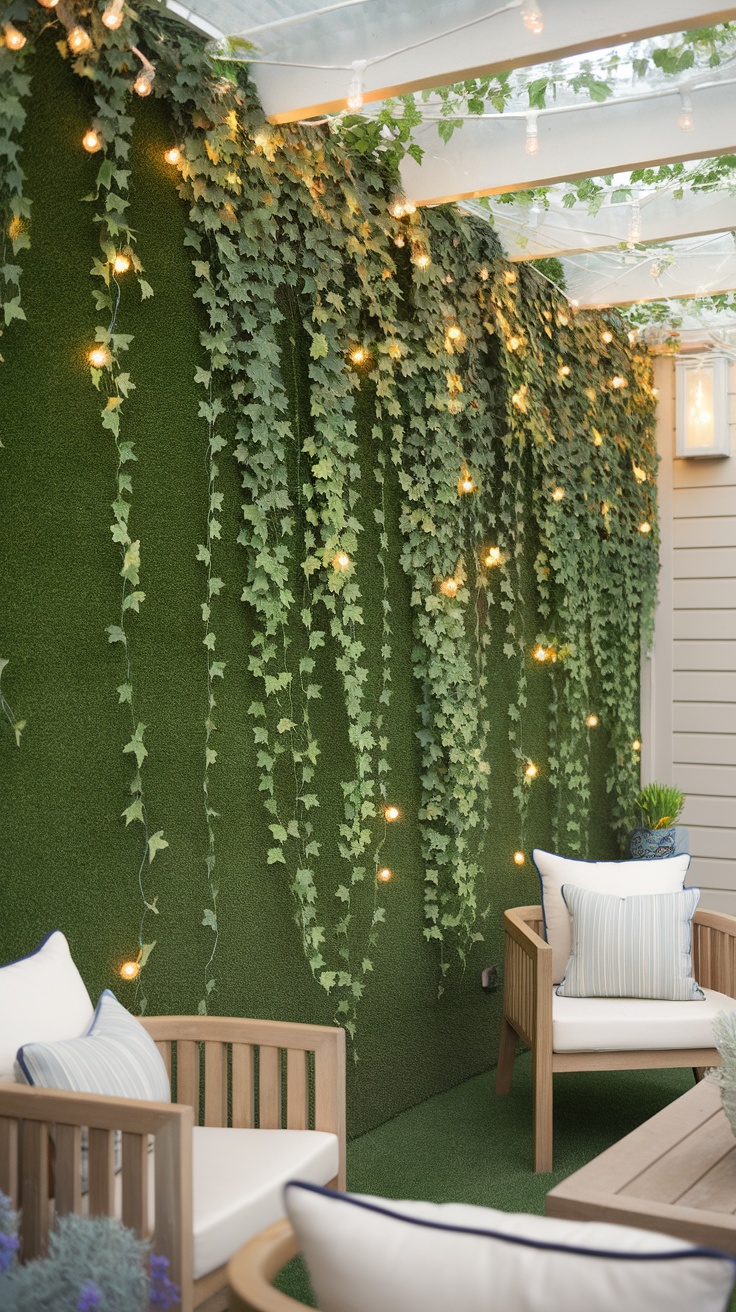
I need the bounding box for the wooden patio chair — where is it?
[496,905,736,1172]
[0,1015,345,1312]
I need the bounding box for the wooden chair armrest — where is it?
[0,1081,187,1133]
[141,1015,343,1050]
[228,1219,306,1312]
[693,908,736,996]
[502,906,552,1050]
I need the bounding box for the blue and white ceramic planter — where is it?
[629,826,689,860]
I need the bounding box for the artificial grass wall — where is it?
[0,35,625,1137]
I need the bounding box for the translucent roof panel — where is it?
[558,231,736,307]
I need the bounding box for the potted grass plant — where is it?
[629,782,688,859]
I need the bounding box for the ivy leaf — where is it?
[277,717,296,733]
[202,908,218,931]
[106,625,127,645]
[123,722,147,767]
[267,847,286,864]
[147,830,169,863]
[139,942,156,970]
[122,798,144,826]
[309,333,329,359]
[319,971,337,992]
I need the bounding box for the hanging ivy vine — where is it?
[1,1,659,1028]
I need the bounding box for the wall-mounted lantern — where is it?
[675,353,731,458]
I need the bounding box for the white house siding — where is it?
[642,356,736,914]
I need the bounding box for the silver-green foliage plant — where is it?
[0,1210,150,1311]
[636,781,686,829]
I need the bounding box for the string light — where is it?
[524,111,539,156]
[677,92,694,132]
[504,270,517,285]
[120,959,140,981]
[601,330,613,344]
[457,465,476,495]
[67,25,92,54]
[384,805,400,822]
[412,249,431,268]
[82,129,102,153]
[484,547,502,567]
[585,713,599,728]
[164,146,182,166]
[89,345,111,368]
[533,645,548,661]
[593,429,603,446]
[507,335,520,351]
[632,739,642,752]
[446,324,462,342]
[36,0,59,7]
[346,59,367,112]
[638,521,652,534]
[525,762,538,779]
[633,463,647,483]
[394,235,405,249]
[611,376,627,389]
[377,866,393,883]
[133,67,155,96]
[113,253,131,274]
[3,22,26,50]
[102,0,125,29]
[349,345,370,366]
[439,577,459,597]
[520,0,544,34]
[388,194,406,219]
[552,487,565,502]
[514,851,526,866]
[478,267,489,281]
[558,364,570,377]
[332,551,351,571]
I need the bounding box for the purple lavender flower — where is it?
[77,1280,102,1311]
[149,1253,180,1309]
[0,1230,19,1274]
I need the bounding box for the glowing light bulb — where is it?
[333,551,351,571]
[478,267,489,281]
[403,199,416,215]
[133,68,155,97]
[102,0,125,29]
[68,25,92,54]
[447,325,462,341]
[593,429,603,446]
[508,335,520,351]
[412,250,430,268]
[559,364,570,377]
[384,805,400,822]
[458,464,476,495]
[88,345,111,368]
[37,0,59,7]
[82,129,102,153]
[350,345,369,365]
[525,762,538,779]
[533,645,548,661]
[120,960,140,980]
[113,253,130,274]
[677,93,694,132]
[552,487,565,502]
[633,464,647,484]
[601,330,613,344]
[524,111,539,156]
[388,195,406,219]
[651,386,660,399]
[639,521,651,535]
[440,577,458,597]
[346,59,367,112]
[585,713,599,728]
[164,146,181,165]
[3,22,26,50]
[514,851,526,866]
[611,376,626,388]
[520,0,544,34]
[377,866,393,882]
[504,269,517,285]
[484,547,502,567]
[632,739,641,752]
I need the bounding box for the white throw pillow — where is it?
[285,1183,736,1312]
[0,931,94,1081]
[532,849,691,983]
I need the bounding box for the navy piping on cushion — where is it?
[284,1181,736,1269]
[1,930,62,970]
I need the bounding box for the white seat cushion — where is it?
[552,986,736,1052]
[192,1127,339,1280]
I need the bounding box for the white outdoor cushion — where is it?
[533,849,691,983]
[552,986,736,1052]
[285,1182,736,1312]
[0,931,94,1082]
[192,1128,338,1280]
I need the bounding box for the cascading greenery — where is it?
[0,0,658,1032]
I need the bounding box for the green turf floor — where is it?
[274,1054,703,1305]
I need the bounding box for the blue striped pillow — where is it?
[556,886,705,1001]
[17,989,170,1101]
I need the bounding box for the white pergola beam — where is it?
[400,81,736,206]
[247,0,736,124]
[464,191,736,261]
